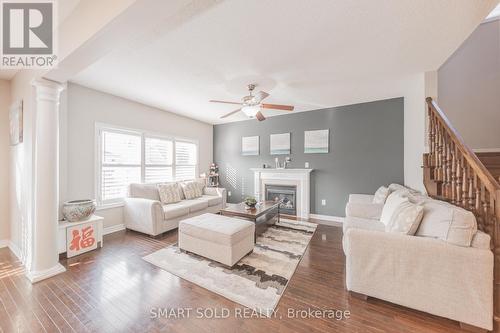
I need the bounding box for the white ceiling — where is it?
[71,0,497,124]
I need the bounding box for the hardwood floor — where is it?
[0,222,469,333]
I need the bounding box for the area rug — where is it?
[143,218,317,315]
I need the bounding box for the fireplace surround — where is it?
[251,168,313,219]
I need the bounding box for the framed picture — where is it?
[67,221,98,258]
[9,100,23,146]
[270,133,290,155]
[242,136,259,156]
[304,129,329,154]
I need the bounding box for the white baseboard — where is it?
[2,240,66,283]
[26,263,66,283]
[103,223,126,235]
[8,241,22,261]
[0,240,22,261]
[473,148,500,153]
[309,214,345,225]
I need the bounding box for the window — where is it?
[97,125,198,206]
[175,141,197,181]
[100,130,142,203]
[145,137,173,183]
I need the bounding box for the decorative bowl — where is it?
[62,199,96,222]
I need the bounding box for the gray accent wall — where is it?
[214,98,404,217]
[438,20,500,149]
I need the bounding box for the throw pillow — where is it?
[416,199,477,247]
[380,192,408,226]
[373,186,390,204]
[385,201,424,235]
[181,181,202,200]
[194,180,205,196]
[157,183,181,204]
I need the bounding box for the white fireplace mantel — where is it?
[251,168,313,218]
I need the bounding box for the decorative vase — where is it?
[62,199,96,222]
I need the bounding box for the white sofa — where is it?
[343,184,494,331]
[124,181,226,236]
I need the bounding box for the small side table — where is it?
[58,215,104,257]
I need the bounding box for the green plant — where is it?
[244,196,257,207]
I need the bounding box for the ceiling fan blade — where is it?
[255,111,266,121]
[255,91,270,102]
[220,108,241,119]
[261,103,294,111]
[210,100,242,105]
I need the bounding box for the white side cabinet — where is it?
[58,215,104,257]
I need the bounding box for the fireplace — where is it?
[265,184,297,216]
[252,168,312,218]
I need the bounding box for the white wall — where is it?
[0,80,11,242]
[402,73,428,193]
[62,83,214,228]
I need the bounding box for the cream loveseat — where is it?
[343,184,493,331]
[124,180,226,236]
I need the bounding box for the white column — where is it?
[26,79,66,283]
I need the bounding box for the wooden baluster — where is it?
[433,117,440,179]
[443,138,448,198]
[461,156,468,209]
[455,149,462,206]
[435,127,441,180]
[484,190,491,235]
[475,175,481,212]
[468,167,475,209]
[437,127,443,181]
[450,142,457,204]
[440,135,446,195]
[445,139,452,199]
[443,132,448,187]
[475,177,483,230]
[428,111,435,168]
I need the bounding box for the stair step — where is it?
[476,152,500,165]
[476,152,500,157]
[485,167,500,176]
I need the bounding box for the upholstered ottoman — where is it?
[178,213,255,267]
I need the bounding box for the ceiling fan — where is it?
[210,84,294,121]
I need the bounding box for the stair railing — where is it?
[425,97,500,330]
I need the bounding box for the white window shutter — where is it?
[145,137,173,183]
[101,131,142,202]
[175,141,197,181]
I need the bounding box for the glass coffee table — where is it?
[220,201,280,240]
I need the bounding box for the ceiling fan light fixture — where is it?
[242,105,260,117]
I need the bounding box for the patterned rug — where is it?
[143,218,317,315]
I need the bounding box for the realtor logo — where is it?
[1,0,57,68]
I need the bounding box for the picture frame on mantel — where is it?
[304,129,329,153]
[270,132,290,155]
[9,100,23,146]
[242,136,259,156]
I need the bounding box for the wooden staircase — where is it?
[423,97,500,332]
[477,152,500,185]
